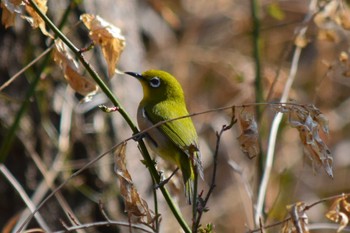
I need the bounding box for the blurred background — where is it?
[1,0,350,232]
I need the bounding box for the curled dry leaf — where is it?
[0,0,23,28]
[314,1,339,29]
[1,0,52,37]
[317,29,339,43]
[114,142,156,226]
[53,39,98,96]
[273,104,333,178]
[326,211,349,233]
[342,198,350,212]
[312,1,350,42]
[80,14,126,78]
[339,11,350,30]
[24,0,53,38]
[237,110,259,159]
[326,195,350,232]
[285,202,309,233]
[313,0,350,44]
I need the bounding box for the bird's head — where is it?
[125,70,185,103]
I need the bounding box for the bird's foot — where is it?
[132,132,146,142]
[154,168,179,189]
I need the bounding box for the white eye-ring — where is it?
[149,77,161,88]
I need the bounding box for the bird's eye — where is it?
[149,77,161,88]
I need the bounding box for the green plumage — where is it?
[126,70,203,204]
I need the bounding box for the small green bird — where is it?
[125,70,203,204]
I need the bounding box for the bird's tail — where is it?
[184,177,194,204]
[180,155,195,204]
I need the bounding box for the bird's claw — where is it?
[154,168,179,190]
[132,133,146,142]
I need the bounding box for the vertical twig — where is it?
[151,175,160,233]
[251,0,263,117]
[250,0,265,188]
[192,167,198,232]
[193,109,236,231]
[254,0,318,225]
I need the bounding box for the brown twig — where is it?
[55,220,154,233]
[193,107,237,231]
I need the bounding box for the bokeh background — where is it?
[1,0,350,232]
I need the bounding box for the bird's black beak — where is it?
[125,72,144,80]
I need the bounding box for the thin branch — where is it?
[0,47,52,91]
[250,0,264,183]
[251,0,263,109]
[0,164,50,231]
[54,220,154,233]
[193,109,236,231]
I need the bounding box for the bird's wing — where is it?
[144,101,204,178]
[144,101,198,152]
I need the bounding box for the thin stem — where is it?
[191,168,198,232]
[193,112,236,231]
[250,0,265,192]
[151,177,160,233]
[54,220,154,233]
[0,164,50,231]
[251,0,263,117]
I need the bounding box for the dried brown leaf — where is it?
[53,40,98,96]
[314,1,339,29]
[325,195,350,232]
[80,14,126,77]
[317,29,339,42]
[327,210,341,222]
[24,0,53,38]
[64,66,98,96]
[336,212,348,233]
[326,210,349,233]
[237,110,259,159]
[339,11,350,30]
[1,3,16,28]
[0,0,23,28]
[286,202,309,233]
[285,105,333,177]
[342,198,350,213]
[114,142,156,226]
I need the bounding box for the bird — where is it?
[125,69,203,204]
